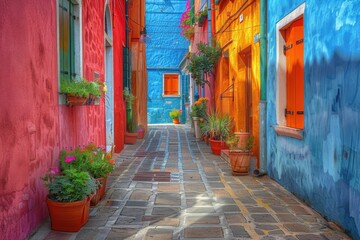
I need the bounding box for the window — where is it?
[163,74,180,96]
[276,4,305,134]
[59,0,81,79]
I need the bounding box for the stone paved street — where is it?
[31,125,351,240]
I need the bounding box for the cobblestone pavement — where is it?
[31,125,351,240]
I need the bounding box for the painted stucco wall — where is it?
[0,1,59,239]
[267,1,360,238]
[146,0,189,123]
[214,0,260,160]
[0,1,125,239]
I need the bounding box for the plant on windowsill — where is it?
[60,78,90,106]
[42,168,97,232]
[226,134,254,176]
[169,109,182,124]
[86,81,107,105]
[196,7,208,27]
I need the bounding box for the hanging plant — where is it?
[179,0,194,40]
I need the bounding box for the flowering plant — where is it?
[190,97,208,118]
[169,109,182,119]
[179,0,194,40]
[42,168,96,202]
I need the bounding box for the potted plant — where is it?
[42,168,97,232]
[169,109,182,124]
[86,81,106,105]
[179,0,194,40]
[203,112,233,155]
[60,78,90,106]
[59,144,114,206]
[226,134,254,176]
[137,125,146,139]
[190,97,208,140]
[196,7,208,27]
[123,87,138,144]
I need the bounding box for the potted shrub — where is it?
[190,97,208,140]
[169,109,181,124]
[226,134,254,176]
[42,168,97,232]
[60,78,90,106]
[203,112,233,155]
[59,144,114,206]
[124,87,138,144]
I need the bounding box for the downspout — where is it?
[254,0,267,177]
[211,0,216,37]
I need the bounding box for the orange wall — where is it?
[214,0,260,161]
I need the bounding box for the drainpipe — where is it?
[254,0,267,177]
[207,0,212,42]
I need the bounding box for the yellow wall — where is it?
[214,0,260,162]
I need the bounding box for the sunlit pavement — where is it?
[31,124,350,240]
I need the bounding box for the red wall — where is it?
[0,1,59,239]
[0,0,126,239]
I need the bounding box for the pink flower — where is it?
[64,156,76,163]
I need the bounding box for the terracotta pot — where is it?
[229,150,251,176]
[90,187,101,206]
[124,132,138,144]
[204,136,210,145]
[66,94,87,106]
[99,177,107,200]
[137,129,145,139]
[234,132,250,149]
[47,197,89,232]
[209,138,228,155]
[173,118,180,124]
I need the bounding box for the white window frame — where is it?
[162,73,181,97]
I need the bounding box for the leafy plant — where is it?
[43,169,96,202]
[190,97,208,118]
[186,42,221,111]
[226,134,254,151]
[60,77,106,98]
[202,112,233,140]
[195,7,208,26]
[169,109,182,119]
[179,0,194,40]
[123,87,135,103]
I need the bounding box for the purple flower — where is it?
[64,156,76,163]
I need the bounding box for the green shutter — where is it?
[123,47,132,88]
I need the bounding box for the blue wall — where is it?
[146,0,189,123]
[267,1,360,239]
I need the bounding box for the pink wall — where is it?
[0,1,59,239]
[0,0,126,239]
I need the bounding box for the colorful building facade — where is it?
[266,1,360,238]
[0,0,126,239]
[146,0,189,124]
[214,0,261,161]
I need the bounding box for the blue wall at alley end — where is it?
[146,0,189,123]
[267,1,360,238]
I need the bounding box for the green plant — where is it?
[187,42,221,111]
[190,97,208,118]
[179,2,194,40]
[169,109,182,119]
[202,112,233,140]
[59,144,114,179]
[42,169,96,202]
[226,134,254,151]
[123,87,135,103]
[60,78,90,98]
[195,7,208,25]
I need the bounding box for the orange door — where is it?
[285,18,304,129]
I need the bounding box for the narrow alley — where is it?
[31,125,350,240]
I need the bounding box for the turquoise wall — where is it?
[146,0,189,123]
[267,1,360,239]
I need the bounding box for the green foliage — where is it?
[44,169,96,202]
[60,77,105,98]
[195,7,208,25]
[190,97,208,118]
[123,87,135,103]
[169,109,182,119]
[226,134,254,150]
[186,42,221,86]
[202,112,233,140]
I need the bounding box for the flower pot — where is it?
[173,118,180,124]
[66,94,88,106]
[90,177,107,206]
[99,177,107,200]
[229,150,251,176]
[209,138,228,155]
[137,128,145,139]
[234,132,250,149]
[124,132,138,144]
[192,117,201,140]
[47,197,90,232]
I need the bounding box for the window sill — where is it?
[162,94,180,98]
[274,125,304,140]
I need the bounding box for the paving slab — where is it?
[30,125,351,240]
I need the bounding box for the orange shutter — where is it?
[164,74,179,95]
[285,18,304,129]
